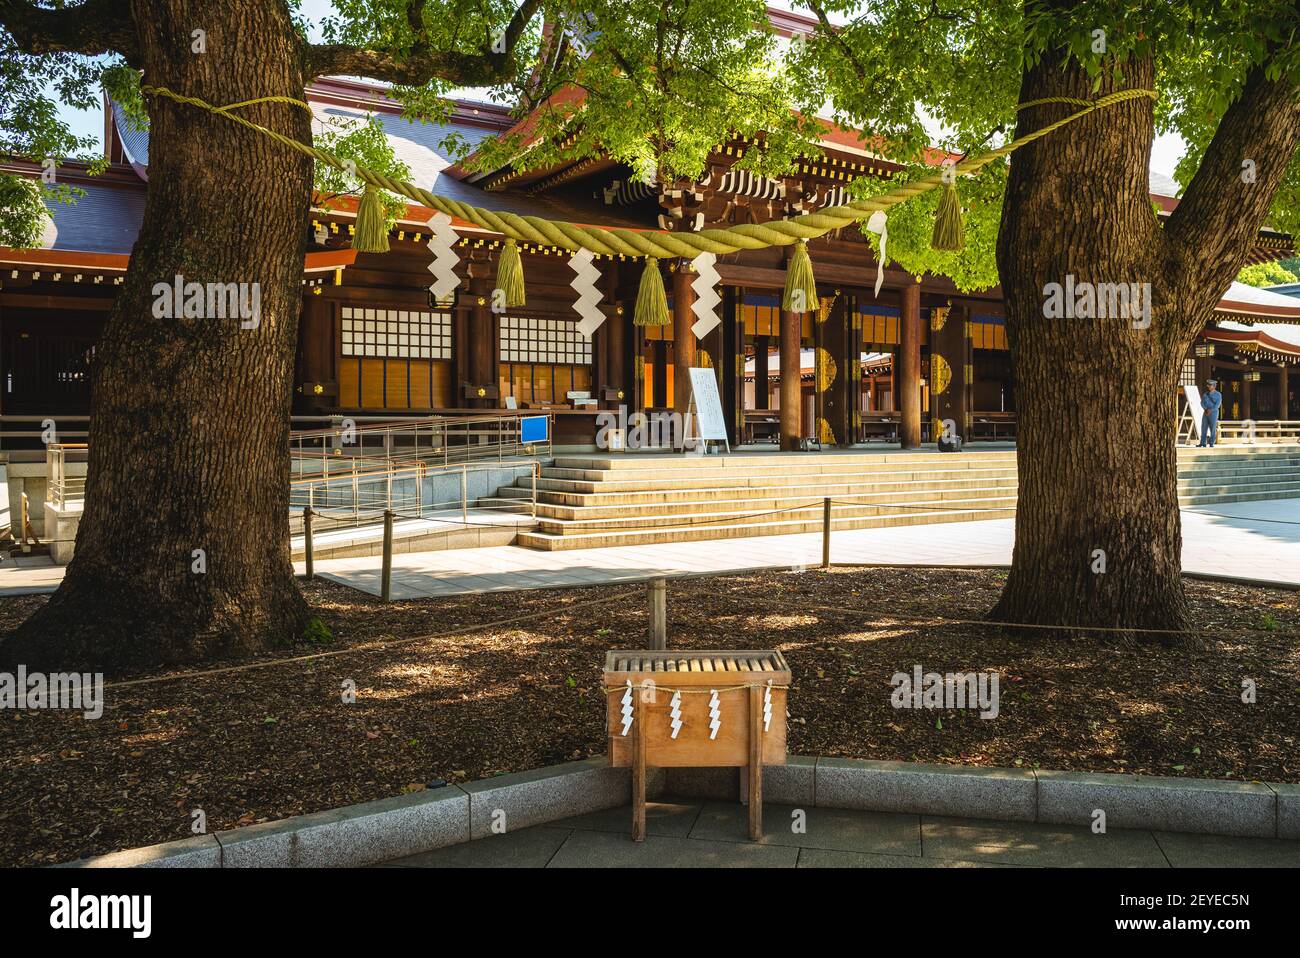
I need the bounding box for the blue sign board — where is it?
[520,415,549,445]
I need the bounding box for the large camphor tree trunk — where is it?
[991,42,1300,643]
[1,0,313,672]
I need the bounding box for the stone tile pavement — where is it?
[379,799,1300,868]
[306,497,1300,598]
[3,499,1298,598]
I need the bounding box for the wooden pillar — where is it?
[297,293,334,413]
[722,286,743,447]
[753,336,770,408]
[779,307,802,450]
[930,303,971,442]
[1279,364,1289,420]
[1242,373,1254,420]
[821,293,856,446]
[898,282,922,448]
[671,262,696,418]
[469,275,494,408]
[600,262,626,409]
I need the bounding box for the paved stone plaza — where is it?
[281,498,1300,597]
[2,498,1297,597]
[379,799,1300,868]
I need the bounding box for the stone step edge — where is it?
[56,756,1298,867]
[532,499,1020,532]
[518,507,1015,545]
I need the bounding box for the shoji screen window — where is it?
[341,307,451,359]
[498,315,593,405]
[338,306,453,409]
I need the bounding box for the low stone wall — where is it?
[58,756,1298,867]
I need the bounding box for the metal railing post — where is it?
[303,506,315,580]
[822,497,832,569]
[461,463,468,524]
[381,509,394,602]
[531,465,538,518]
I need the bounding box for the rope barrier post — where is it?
[822,497,832,569]
[648,577,667,650]
[303,506,314,580]
[381,509,394,603]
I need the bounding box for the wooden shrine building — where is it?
[3,52,1299,453]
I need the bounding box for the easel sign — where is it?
[686,367,730,454]
[1181,384,1205,443]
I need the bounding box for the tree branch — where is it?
[1164,61,1300,326]
[306,0,542,86]
[0,0,137,60]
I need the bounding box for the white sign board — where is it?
[1183,384,1204,439]
[688,367,729,443]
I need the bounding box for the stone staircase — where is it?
[481,444,1300,552]
[493,451,1020,551]
[1175,444,1300,506]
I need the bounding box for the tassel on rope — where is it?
[634,257,670,326]
[353,185,390,253]
[782,240,818,313]
[496,238,526,307]
[931,180,964,251]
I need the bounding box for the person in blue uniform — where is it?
[1199,379,1222,447]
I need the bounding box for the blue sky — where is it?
[49,0,1187,183]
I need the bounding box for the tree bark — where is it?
[1,0,313,672]
[991,43,1298,645]
[991,50,1191,642]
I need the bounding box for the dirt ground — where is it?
[1,567,1296,867]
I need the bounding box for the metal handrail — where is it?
[46,442,88,507]
[293,457,543,533]
[288,411,553,475]
[1195,419,1300,444]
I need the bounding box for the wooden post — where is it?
[648,577,667,650]
[899,281,922,449]
[931,302,971,443]
[632,691,647,842]
[779,307,802,450]
[822,497,832,569]
[748,684,764,840]
[303,506,314,580]
[1281,363,1290,421]
[753,335,770,408]
[381,509,394,602]
[672,263,697,438]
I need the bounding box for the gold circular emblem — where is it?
[816,348,837,392]
[931,354,952,396]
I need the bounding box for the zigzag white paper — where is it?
[763,680,773,732]
[426,212,460,302]
[864,210,888,298]
[708,689,721,741]
[669,690,683,740]
[690,252,721,339]
[620,679,634,736]
[570,248,605,338]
